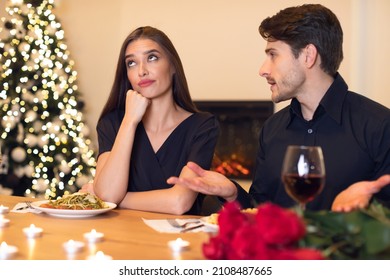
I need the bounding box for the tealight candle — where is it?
[0,205,9,214]
[87,250,113,260]
[83,229,104,243]
[168,238,190,252]
[0,242,18,260]
[23,224,43,238]
[63,239,85,254]
[0,215,10,228]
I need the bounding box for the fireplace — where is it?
[195,100,274,180]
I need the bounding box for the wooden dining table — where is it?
[0,194,211,260]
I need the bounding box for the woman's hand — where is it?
[79,182,95,194]
[332,174,390,212]
[123,90,150,125]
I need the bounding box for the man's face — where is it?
[259,40,306,103]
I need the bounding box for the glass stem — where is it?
[294,203,305,217]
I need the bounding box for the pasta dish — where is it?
[40,193,108,210]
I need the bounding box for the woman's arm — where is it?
[118,165,199,215]
[93,90,149,203]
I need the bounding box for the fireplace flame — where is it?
[212,154,250,177]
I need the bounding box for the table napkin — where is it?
[11,202,42,214]
[142,218,213,233]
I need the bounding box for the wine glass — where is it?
[281,145,325,211]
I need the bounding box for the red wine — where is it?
[282,173,325,204]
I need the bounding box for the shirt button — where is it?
[307,129,313,134]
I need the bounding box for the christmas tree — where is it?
[0,0,96,198]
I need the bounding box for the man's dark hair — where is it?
[259,4,343,76]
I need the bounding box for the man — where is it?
[167,4,390,212]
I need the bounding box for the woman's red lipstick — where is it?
[138,79,154,87]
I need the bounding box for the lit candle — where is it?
[87,250,112,260]
[0,215,10,228]
[168,238,190,252]
[63,239,85,254]
[83,229,104,243]
[0,242,18,260]
[0,205,9,214]
[23,224,43,238]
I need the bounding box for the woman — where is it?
[83,26,219,215]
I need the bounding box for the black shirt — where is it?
[237,73,390,210]
[97,111,219,215]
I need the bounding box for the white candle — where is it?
[0,242,18,260]
[0,205,9,214]
[23,224,43,238]
[83,229,104,243]
[168,238,190,252]
[63,239,85,254]
[87,250,112,260]
[0,215,10,228]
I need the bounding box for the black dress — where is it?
[96,110,219,214]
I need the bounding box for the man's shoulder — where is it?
[265,105,290,123]
[346,92,390,119]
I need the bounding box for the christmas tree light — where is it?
[0,0,96,198]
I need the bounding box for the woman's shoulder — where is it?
[183,111,218,128]
[100,110,124,122]
[191,111,216,121]
[97,110,125,129]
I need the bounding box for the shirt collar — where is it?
[319,73,348,124]
[287,73,349,126]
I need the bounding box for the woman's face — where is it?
[125,38,175,99]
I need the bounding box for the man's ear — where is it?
[303,44,318,68]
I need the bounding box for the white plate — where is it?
[200,216,219,232]
[30,200,117,218]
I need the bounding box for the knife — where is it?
[180,223,204,233]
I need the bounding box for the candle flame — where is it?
[96,251,105,257]
[176,238,184,244]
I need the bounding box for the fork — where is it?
[16,201,33,211]
[167,219,200,228]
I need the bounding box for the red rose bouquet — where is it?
[202,201,324,260]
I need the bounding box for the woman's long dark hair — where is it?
[99,26,198,121]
